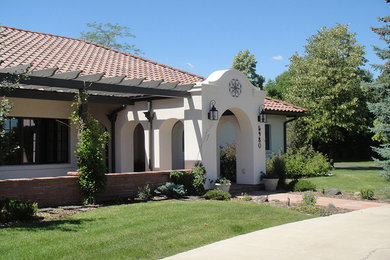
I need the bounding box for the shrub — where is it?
[0,199,38,223]
[169,162,206,196]
[302,191,317,206]
[220,143,236,182]
[292,179,316,192]
[293,205,330,216]
[203,190,231,201]
[137,184,153,201]
[192,162,206,195]
[360,188,375,200]
[154,182,186,199]
[285,147,333,179]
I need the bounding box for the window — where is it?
[265,124,271,151]
[0,118,69,165]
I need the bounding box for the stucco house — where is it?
[0,26,305,186]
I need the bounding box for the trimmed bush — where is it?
[360,188,375,200]
[0,199,38,223]
[203,190,231,201]
[291,179,317,192]
[169,163,206,196]
[285,147,333,179]
[154,182,186,199]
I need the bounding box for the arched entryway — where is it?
[172,121,184,170]
[215,108,254,184]
[217,110,238,182]
[133,123,145,172]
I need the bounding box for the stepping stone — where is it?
[327,188,342,195]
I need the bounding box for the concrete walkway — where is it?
[165,205,390,260]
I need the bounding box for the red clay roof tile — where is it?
[0,26,305,114]
[264,97,306,114]
[0,26,205,85]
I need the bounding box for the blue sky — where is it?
[1,0,388,81]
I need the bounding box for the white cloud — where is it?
[272,56,283,61]
[186,62,194,68]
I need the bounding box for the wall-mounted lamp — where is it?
[258,105,267,123]
[208,100,219,120]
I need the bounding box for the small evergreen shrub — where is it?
[285,147,333,178]
[154,182,186,199]
[220,143,236,182]
[302,191,318,206]
[137,184,153,201]
[360,188,375,200]
[292,179,316,192]
[203,189,231,201]
[0,199,38,223]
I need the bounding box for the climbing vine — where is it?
[72,89,109,204]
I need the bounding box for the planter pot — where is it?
[263,178,279,191]
[214,183,231,192]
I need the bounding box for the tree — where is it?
[365,14,390,181]
[264,71,291,100]
[232,49,265,89]
[80,22,141,55]
[285,24,370,159]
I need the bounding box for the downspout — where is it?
[107,105,126,173]
[144,100,155,171]
[283,117,297,153]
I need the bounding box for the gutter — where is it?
[107,105,127,173]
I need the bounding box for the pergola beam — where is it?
[0,73,191,98]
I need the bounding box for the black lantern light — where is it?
[208,100,219,120]
[258,105,267,123]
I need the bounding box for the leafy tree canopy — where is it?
[364,15,390,181]
[80,22,142,55]
[232,49,265,89]
[264,71,291,100]
[286,24,370,157]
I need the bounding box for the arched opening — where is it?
[172,121,184,170]
[216,108,254,184]
[133,123,145,172]
[217,110,238,182]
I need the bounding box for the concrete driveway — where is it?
[165,205,390,260]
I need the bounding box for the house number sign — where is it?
[229,79,242,97]
[258,125,261,148]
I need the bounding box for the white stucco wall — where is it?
[266,115,286,158]
[1,71,291,182]
[199,69,267,186]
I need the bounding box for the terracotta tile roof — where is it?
[264,97,306,115]
[0,26,205,85]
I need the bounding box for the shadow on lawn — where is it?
[5,218,99,232]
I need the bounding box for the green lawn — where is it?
[334,161,378,166]
[307,168,389,194]
[0,200,311,260]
